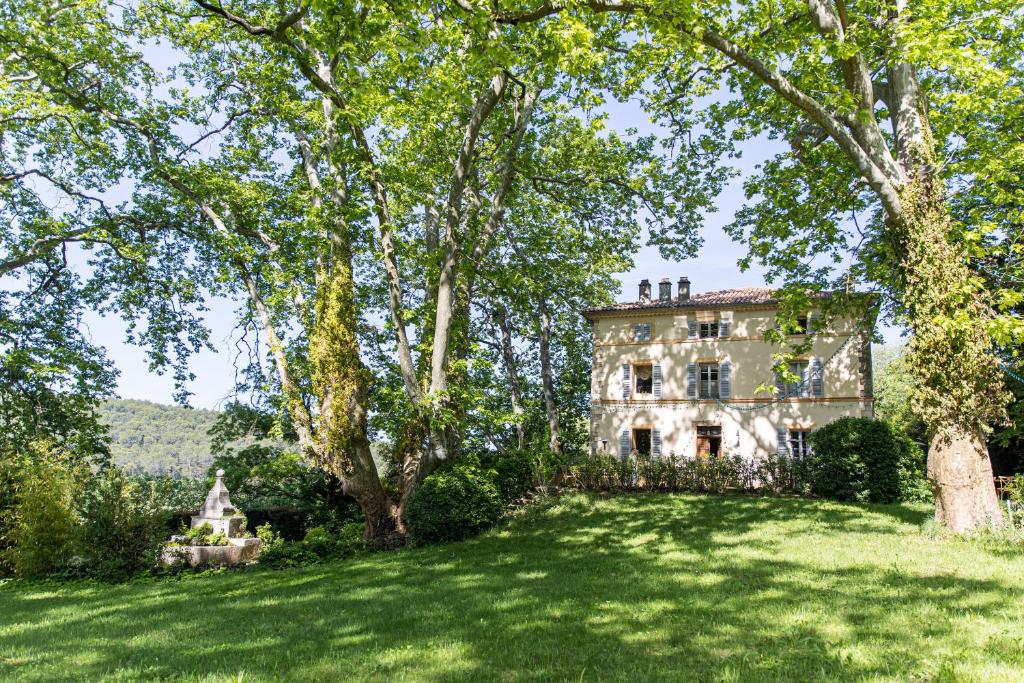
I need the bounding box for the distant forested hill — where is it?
[98,399,219,477]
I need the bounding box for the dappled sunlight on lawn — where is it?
[1,493,1022,681]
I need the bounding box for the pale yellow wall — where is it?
[588,307,872,458]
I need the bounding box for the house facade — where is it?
[584,277,874,460]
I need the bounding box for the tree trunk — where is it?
[494,305,526,449]
[928,428,1004,533]
[537,297,561,454]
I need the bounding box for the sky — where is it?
[79,65,905,410]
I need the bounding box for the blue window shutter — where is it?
[719,360,731,399]
[777,427,789,456]
[688,320,697,338]
[652,428,662,458]
[652,363,663,400]
[686,362,697,399]
[620,430,631,457]
[622,364,631,400]
[809,313,820,333]
[719,320,730,337]
[775,369,787,398]
[811,357,824,398]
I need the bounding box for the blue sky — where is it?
[83,77,903,409]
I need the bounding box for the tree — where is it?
[462,0,1023,531]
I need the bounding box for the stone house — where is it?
[583,277,874,460]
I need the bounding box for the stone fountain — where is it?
[161,469,261,567]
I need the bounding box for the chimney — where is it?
[677,276,690,302]
[659,278,672,302]
[639,279,651,303]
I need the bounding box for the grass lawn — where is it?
[2,493,1023,682]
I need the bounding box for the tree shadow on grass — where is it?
[0,493,1020,682]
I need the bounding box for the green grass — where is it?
[2,493,1023,682]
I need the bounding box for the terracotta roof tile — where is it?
[583,287,828,317]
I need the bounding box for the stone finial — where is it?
[199,469,236,519]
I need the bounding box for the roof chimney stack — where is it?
[639,279,651,303]
[659,278,672,302]
[677,276,690,302]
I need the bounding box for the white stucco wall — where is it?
[588,306,873,459]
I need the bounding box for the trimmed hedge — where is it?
[406,467,502,544]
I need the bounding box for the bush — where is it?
[479,450,536,503]
[1,449,82,577]
[807,417,927,503]
[406,466,502,544]
[259,522,366,569]
[74,466,171,580]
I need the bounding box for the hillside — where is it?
[98,399,219,477]
[2,494,1023,681]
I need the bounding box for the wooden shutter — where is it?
[776,427,789,456]
[719,320,730,337]
[811,357,824,397]
[652,428,662,458]
[652,363,663,400]
[622,364,631,400]
[687,362,697,399]
[719,360,731,399]
[688,320,698,338]
[809,313,820,333]
[775,369,787,398]
[620,430,631,457]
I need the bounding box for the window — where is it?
[634,363,653,396]
[631,322,652,341]
[633,428,652,456]
[796,316,809,334]
[785,361,809,398]
[699,321,719,338]
[699,363,719,399]
[696,426,722,458]
[789,429,812,457]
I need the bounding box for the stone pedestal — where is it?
[161,469,262,567]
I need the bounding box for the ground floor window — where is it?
[633,428,652,456]
[696,425,722,458]
[789,429,812,457]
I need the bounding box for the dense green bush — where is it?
[259,522,367,569]
[1,448,82,577]
[479,450,536,503]
[571,452,784,495]
[807,417,927,503]
[406,467,502,544]
[74,466,171,580]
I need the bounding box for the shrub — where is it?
[74,466,171,580]
[406,466,502,544]
[2,447,82,577]
[807,417,927,503]
[259,522,365,568]
[479,450,536,503]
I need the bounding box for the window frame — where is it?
[633,361,654,398]
[698,362,720,399]
[786,360,809,398]
[698,320,719,338]
[632,426,653,456]
[788,429,813,457]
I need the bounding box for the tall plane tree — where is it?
[460,0,1024,531]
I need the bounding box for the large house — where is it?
[583,277,874,460]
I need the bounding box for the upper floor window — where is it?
[634,363,654,396]
[784,361,809,398]
[699,321,719,338]
[789,429,813,457]
[631,322,652,341]
[699,362,719,399]
[796,316,809,334]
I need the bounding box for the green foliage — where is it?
[406,467,502,544]
[258,522,367,569]
[807,418,929,504]
[99,400,221,477]
[255,523,283,551]
[74,466,171,580]
[1,444,83,577]
[1006,474,1024,506]
[478,449,536,503]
